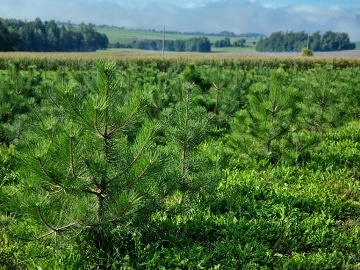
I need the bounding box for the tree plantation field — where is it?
[1,54,360,269]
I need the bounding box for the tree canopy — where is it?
[213,37,247,48]
[109,36,212,53]
[0,21,18,51]
[0,17,108,52]
[256,31,355,52]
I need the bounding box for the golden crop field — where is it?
[1,51,360,72]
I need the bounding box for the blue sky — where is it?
[1,0,359,40]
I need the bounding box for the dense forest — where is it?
[108,36,212,52]
[1,56,360,269]
[213,37,247,47]
[256,30,356,52]
[0,17,108,52]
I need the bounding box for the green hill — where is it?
[95,26,260,50]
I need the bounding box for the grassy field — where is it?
[100,46,258,54]
[95,26,259,46]
[96,26,360,55]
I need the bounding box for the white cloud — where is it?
[185,2,206,9]
[0,0,359,40]
[285,4,360,38]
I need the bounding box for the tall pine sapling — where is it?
[297,65,347,134]
[228,67,299,164]
[161,81,218,209]
[14,60,166,252]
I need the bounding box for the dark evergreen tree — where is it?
[115,37,211,52]
[214,37,231,47]
[0,17,109,52]
[78,23,108,51]
[45,20,60,51]
[310,31,322,51]
[0,20,18,51]
[13,61,168,256]
[196,36,211,52]
[234,38,246,47]
[256,30,355,52]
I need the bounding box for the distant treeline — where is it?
[256,31,356,52]
[0,18,108,52]
[109,37,212,52]
[213,37,247,47]
[99,26,265,38]
[159,30,264,38]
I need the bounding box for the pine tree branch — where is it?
[38,205,86,233]
[32,107,47,130]
[69,136,76,178]
[16,230,55,241]
[107,104,141,138]
[36,157,51,178]
[36,157,63,189]
[36,205,59,232]
[126,161,153,189]
[93,109,105,138]
[40,179,63,194]
[102,76,110,159]
[46,87,61,109]
[65,97,92,129]
[18,207,87,241]
[87,194,142,226]
[113,129,154,184]
[212,82,223,115]
[180,84,191,181]
[84,187,107,198]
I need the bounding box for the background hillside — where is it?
[95,26,261,53]
[96,26,360,53]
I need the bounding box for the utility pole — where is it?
[162,26,165,55]
[307,32,310,49]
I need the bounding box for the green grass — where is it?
[96,26,259,54]
[96,26,259,46]
[99,46,257,54]
[211,46,257,54]
[96,28,165,44]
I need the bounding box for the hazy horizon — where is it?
[1,0,359,40]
